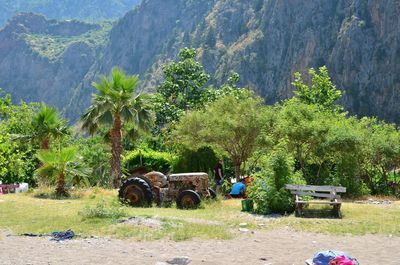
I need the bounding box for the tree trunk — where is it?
[40,137,50,150]
[234,162,241,182]
[55,171,66,197]
[110,115,123,188]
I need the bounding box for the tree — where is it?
[292,66,342,111]
[155,47,210,130]
[32,103,69,150]
[0,94,39,186]
[173,90,271,180]
[81,67,152,188]
[36,146,88,197]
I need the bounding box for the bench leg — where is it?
[333,204,342,218]
[295,203,303,217]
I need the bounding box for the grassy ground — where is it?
[0,189,399,241]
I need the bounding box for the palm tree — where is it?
[32,103,69,150]
[81,67,152,188]
[36,146,88,197]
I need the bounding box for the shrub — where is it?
[77,136,111,187]
[79,200,127,220]
[123,148,177,174]
[248,148,305,214]
[174,146,217,173]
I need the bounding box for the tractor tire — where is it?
[118,178,153,207]
[209,188,217,199]
[176,190,201,209]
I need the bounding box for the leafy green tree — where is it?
[292,66,342,111]
[81,67,152,188]
[357,118,400,194]
[0,94,39,185]
[173,90,271,180]
[76,135,111,187]
[248,146,305,214]
[155,47,210,130]
[32,103,69,150]
[36,146,88,197]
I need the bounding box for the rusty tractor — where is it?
[118,171,216,209]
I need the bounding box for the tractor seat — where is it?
[144,171,168,188]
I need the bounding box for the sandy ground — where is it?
[1,228,399,265]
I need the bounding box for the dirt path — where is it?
[1,228,399,265]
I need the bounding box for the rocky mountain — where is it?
[0,13,109,109]
[0,0,141,27]
[1,0,399,124]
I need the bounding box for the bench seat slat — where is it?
[290,191,340,199]
[296,201,341,205]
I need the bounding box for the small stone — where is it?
[239,223,248,227]
[166,256,191,265]
[260,258,267,261]
[258,223,265,227]
[239,228,250,233]
[312,241,317,244]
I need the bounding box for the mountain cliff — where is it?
[1,0,399,124]
[0,13,109,109]
[0,0,141,27]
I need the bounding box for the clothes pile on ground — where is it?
[306,250,359,265]
[19,229,75,241]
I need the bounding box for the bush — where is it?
[174,146,217,173]
[77,136,111,187]
[79,200,127,220]
[248,148,305,214]
[123,148,177,174]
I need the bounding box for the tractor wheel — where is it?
[208,188,217,199]
[118,178,153,207]
[176,190,201,209]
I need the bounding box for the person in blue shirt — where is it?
[230,178,246,198]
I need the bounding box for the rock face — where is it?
[1,0,400,123]
[0,0,141,27]
[0,13,99,111]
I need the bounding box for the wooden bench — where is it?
[285,184,346,218]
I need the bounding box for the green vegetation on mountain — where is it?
[21,22,112,61]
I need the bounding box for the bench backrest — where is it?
[285,184,346,193]
[285,184,346,200]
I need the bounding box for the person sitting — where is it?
[230,178,246,198]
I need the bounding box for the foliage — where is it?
[76,135,111,187]
[174,146,218,174]
[172,90,272,179]
[248,147,305,214]
[32,102,69,150]
[0,133,38,186]
[123,148,177,174]
[0,94,39,186]
[21,22,113,61]
[292,66,342,111]
[79,200,127,220]
[81,67,153,188]
[155,47,211,131]
[269,96,400,197]
[36,146,90,196]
